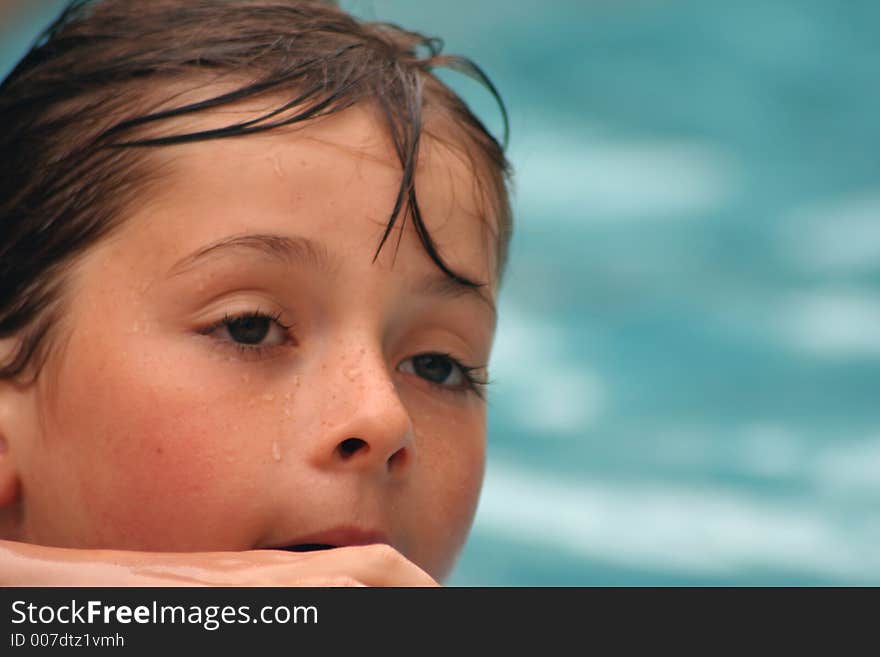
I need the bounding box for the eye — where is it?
[401,353,463,386]
[397,352,487,397]
[199,310,293,351]
[224,314,278,345]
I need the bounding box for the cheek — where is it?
[407,401,486,576]
[37,331,267,550]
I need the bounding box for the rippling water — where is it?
[4,0,879,585]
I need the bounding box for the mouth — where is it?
[275,543,337,552]
[259,529,390,553]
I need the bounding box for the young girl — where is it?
[0,0,511,586]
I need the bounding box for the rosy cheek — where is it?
[408,402,486,577]
[46,334,264,550]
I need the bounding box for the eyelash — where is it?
[197,309,294,360]
[198,310,490,399]
[418,352,490,400]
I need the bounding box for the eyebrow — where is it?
[168,233,339,278]
[167,232,497,318]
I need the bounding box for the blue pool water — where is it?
[3,0,879,585]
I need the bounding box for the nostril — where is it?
[338,437,367,459]
[387,447,407,471]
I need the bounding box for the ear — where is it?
[0,338,24,538]
[0,431,22,541]
[0,433,19,507]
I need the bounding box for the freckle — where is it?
[248,398,256,407]
[262,393,275,401]
[156,447,163,455]
[283,392,291,400]
[272,440,282,462]
[294,375,300,386]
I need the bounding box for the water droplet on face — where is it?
[272,153,284,179]
[294,375,300,386]
[344,368,360,381]
[131,322,140,334]
[242,373,251,383]
[283,392,291,400]
[262,393,275,401]
[272,441,281,462]
[283,407,291,417]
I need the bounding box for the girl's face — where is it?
[6,104,498,580]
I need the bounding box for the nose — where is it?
[307,351,414,477]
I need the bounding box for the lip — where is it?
[260,528,391,551]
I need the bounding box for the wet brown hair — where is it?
[0,0,512,381]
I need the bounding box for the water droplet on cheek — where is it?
[272,440,282,462]
[271,153,285,179]
[242,373,251,383]
[344,368,360,381]
[262,393,275,401]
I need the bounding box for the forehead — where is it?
[135,95,501,288]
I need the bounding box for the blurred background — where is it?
[3,0,879,585]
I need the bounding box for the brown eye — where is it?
[399,353,465,387]
[225,315,271,344]
[412,354,456,384]
[200,310,292,351]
